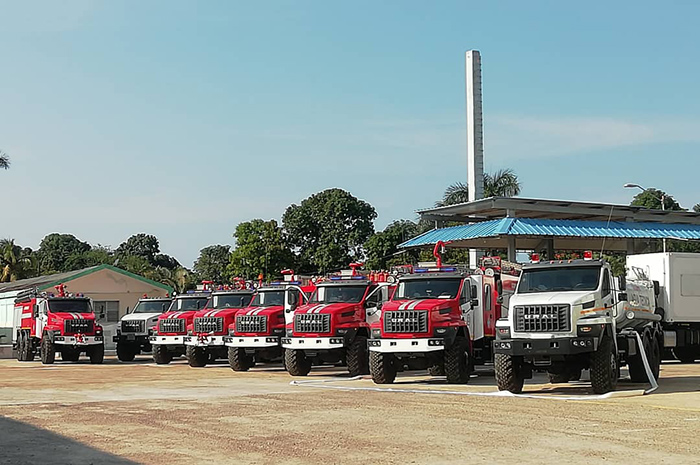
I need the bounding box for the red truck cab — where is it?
[149,291,209,364]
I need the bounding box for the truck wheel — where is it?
[186,346,208,367]
[152,344,172,364]
[16,332,26,361]
[117,343,136,362]
[428,364,445,376]
[369,351,396,384]
[494,354,524,393]
[444,336,471,384]
[228,347,254,371]
[649,331,662,380]
[21,333,35,361]
[590,335,618,394]
[88,344,105,364]
[61,348,80,362]
[40,335,55,365]
[285,349,311,376]
[674,347,697,363]
[346,335,369,377]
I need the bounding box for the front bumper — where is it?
[224,335,280,348]
[281,337,346,350]
[149,335,186,345]
[54,335,103,346]
[113,333,149,343]
[368,338,445,353]
[494,337,597,356]
[183,335,226,347]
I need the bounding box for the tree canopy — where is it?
[0,239,35,282]
[437,168,522,207]
[116,234,160,263]
[194,245,231,283]
[229,219,294,280]
[37,234,91,274]
[0,150,9,170]
[630,188,682,211]
[364,220,419,270]
[283,188,376,273]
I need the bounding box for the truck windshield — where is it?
[212,294,252,309]
[48,299,93,313]
[518,267,601,294]
[167,297,208,311]
[249,290,285,307]
[394,278,462,300]
[133,300,170,314]
[310,285,366,304]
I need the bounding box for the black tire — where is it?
[61,348,81,362]
[88,344,104,364]
[427,364,445,376]
[444,336,471,384]
[346,335,369,376]
[369,351,397,384]
[627,335,647,382]
[649,331,662,380]
[548,372,570,384]
[16,332,26,361]
[40,336,55,365]
[285,349,311,376]
[228,347,254,371]
[153,344,172,364]
[674,346,698,363]
[494,353,524,393]
[117,343,136,362]
[590,335,618,394]
[186,346,208,367]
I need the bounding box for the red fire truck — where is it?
[368,245,519,384]
[13,284,105,364]
[281,264,393,377]
[149,288,210,364]
[184,280,254,367]
[224,270,315,371]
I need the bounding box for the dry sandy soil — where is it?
[1,355,699,465]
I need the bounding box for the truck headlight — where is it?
[371,328,381,339]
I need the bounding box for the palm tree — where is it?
[0,239,36,282]
[148,266,193,293]
[0,151,9,170]
[436,168,522,207]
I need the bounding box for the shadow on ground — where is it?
[0,416,138,465]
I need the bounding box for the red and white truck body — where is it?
[224,271,315,371]
[114,295,171,362]
[184,286,254,367]
[368,257,519,384]
[149,291,209,364]
[281,265,394,377]
[13,285,105,364]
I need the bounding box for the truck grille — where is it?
[514,305,571,332]
[64,319,94,334]
[194,317,224,334]
[159,318,186,334]
[383,310,429,334]
[295,313,331,334]
[236,315,267,334]
[121,320,145,333]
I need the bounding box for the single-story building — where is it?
[0,264,172,353]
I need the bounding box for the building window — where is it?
[94,301,120,323]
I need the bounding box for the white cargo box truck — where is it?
[626,252,700,362]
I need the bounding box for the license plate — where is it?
[127,334,136,341]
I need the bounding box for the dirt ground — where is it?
[1,356,700,465]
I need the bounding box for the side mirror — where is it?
[288,292,299,307]
[618,292,628,302]
[377,301,383,310]
[471,285,478,299]
[619,276,627,291]
[496,280,503,295]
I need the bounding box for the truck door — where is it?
[601,269,614,314]
[284,287,304,327]
[36,300,48,337]
[364,284,391,326]
[463,277,482,341]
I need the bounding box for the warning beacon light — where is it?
[583,250,593,261]
[530,253,540,264]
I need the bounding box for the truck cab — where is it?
[224,271,314,371]
[281,266,392,377]
[184,286,254,367]
[494,252,662,394]
[114,296,171,362]
[149,291,209,364]
[14,285,105,364]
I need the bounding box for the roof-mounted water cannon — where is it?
[281,269,296,282]
[54,284,67,297]
[433,241,447,268]
[349,262,364,276]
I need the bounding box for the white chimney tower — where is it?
[466,50,484,268]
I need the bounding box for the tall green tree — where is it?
[436,168,522,207]
[37,233,91,273]
[116,234,160,263]
[0,150,9,170]
[630,188,682,210]
[147,266,193,293]
[194,245,231,283]
[0,239,36,282]
[228,219,294,280]
[283,189,377,273]
[364,220,420,270]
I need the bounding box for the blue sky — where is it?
[1,1,699,266]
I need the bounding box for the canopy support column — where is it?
[507,236,517,262]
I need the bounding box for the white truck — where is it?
[113,296,171,362]
[627,253,700,363]
[494,252,663,394]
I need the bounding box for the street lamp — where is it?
[624,183,667,252]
